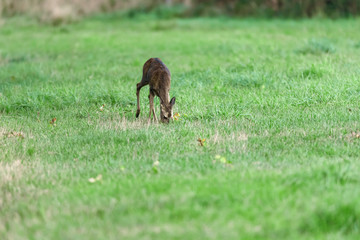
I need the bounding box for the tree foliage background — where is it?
[0,0,359,21]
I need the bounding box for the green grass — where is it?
[1,16,360,239]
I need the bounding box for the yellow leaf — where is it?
[88,174,102,183]
[88,178,96,183]
[220,157,227,163]
[174,112,180,120]
[197,138,206,146]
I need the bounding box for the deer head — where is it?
[160,97,176,123]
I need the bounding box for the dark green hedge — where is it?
[181,0,360,18]
[1,0,359,19]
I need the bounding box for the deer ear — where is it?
[170,97,176,106]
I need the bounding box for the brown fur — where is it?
[136,58,176,123]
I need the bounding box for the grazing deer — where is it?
[136,58,176,123]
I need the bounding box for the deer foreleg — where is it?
[149,91,157,122]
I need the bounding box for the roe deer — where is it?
[136,58,176,123]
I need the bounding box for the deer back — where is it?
[143,58,171,103]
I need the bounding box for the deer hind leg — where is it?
[136,81,148,118]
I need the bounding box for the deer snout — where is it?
[161,118,170,124]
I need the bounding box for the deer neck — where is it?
[159,92,170,106]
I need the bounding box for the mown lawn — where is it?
[1,16,360,239]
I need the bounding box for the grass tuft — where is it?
[296,38,336,55]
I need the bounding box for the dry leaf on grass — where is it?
[213,155,233,167]
[50,118,57,125]
[342,131,360,141]
[6,131,25,139]
[88,174,102,183]
[174,112,180,120]
[197,138,206,146]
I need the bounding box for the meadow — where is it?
[1,15,360,239]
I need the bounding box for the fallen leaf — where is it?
[219,157,227,164]
[174,112,180,120]
[50,118,57,125]
[213,154,232,167]
[197,138,206,146]
[88,174,102,183]
[6,131,25,139]
[88,178,96,183]
[99,104,105,111]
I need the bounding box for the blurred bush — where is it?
[0,0,149,23]
[186,0,359,18]
[0,0,359,23]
